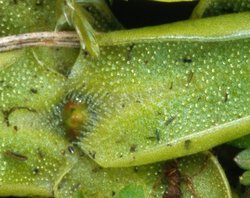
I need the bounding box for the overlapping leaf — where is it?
[192,0,250,18]
[56,152,231,198]
[0,0,249,197]
[67,13,250,167]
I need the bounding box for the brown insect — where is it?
[159,160,198,198]
[153,160,198,198]
[4,150,28,161]
[162,160,182,198]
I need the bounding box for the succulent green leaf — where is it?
[76,0,123,32]
[0,0,56,36]
[0,0,247,196]
[55,152,231,198]
[0,50,23,71]
[235,149,250,170]
[178,152,232,198]
[0,111,78,197]
[240,171,250,186]
[67,13,250,167]
[0,49,66,111]
[192,0,250,151]
[233,149,250,186]
[230,135,250,149]
[192,0,250,19]
[0,0,79,75]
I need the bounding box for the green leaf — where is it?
[76,0,123,32]
[0,1,246,196]
[55,152,231,197]
[0,111,78,197]
[0,0,79,76]
[116,184,145,198]
[234,149,250,186]
[201,4,250,150]
[0,49,66,111]
[0,0,56,36]
[0,50,22,71]
[235,149,250,170]
[240,171,250,186]
[67,13,250,167]
[191,0,250,19]
[229,135,250,149]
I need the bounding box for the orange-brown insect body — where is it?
[162,160,182,198]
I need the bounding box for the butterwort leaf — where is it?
[67,13,250,167]
[0,49,66,111]
[191,0,250,18]
[0,111,78,197]
[55,152,231,197]
[0,0,56,36]
[192,0,250,151]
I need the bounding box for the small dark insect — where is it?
[224,91,229,102]
[92,166,103,173]
[4,150,28,161]
[182,57,192,64]
[162,160,182,198]
[68,145,75,154]
[30,88,38,94]
[155,129,161,142]
[83,50,89,57]
[130,144,137,152]
[134,166,139,173]
[13,125,18,131]
[165,116,176,127]
[32,167,39,175]
[145,129,161,142]
[184,139,192,150]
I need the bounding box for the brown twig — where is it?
[0,31,81,52]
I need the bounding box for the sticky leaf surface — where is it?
[68,13,250,167]
[56,152,231,198]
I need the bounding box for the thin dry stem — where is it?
[0,31,81,52]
